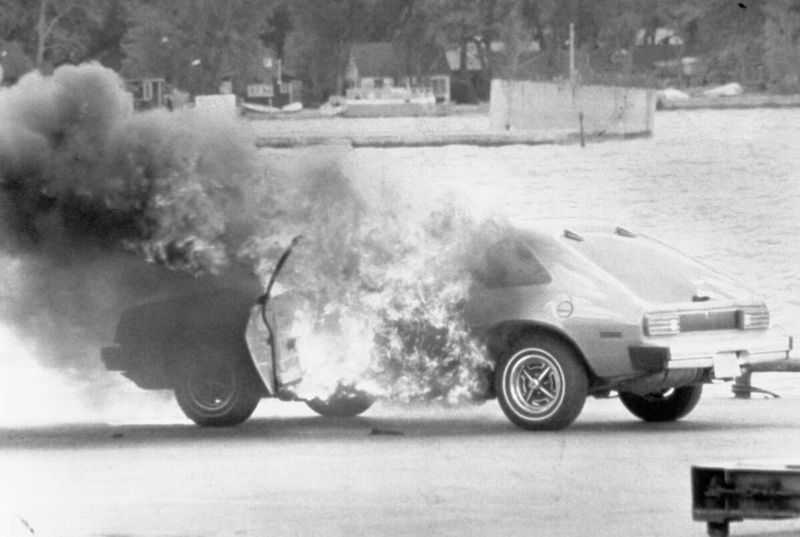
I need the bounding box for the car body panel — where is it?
[466,221,792,384]
[100,287,258,390]
[244,292,304,395]
[644,331,793,368]
[245,306,276,394]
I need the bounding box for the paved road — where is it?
[1,381,799,537]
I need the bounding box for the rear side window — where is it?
[474,236,552,288]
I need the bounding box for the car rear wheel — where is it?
[174,347,261,427]
[619,384,703,422]
[306,384,374,417]
[495,335,588,430]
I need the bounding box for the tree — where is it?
[34,0,111,69]
[415,0,520,98]
[84,0,128,70]
[394,0,449,79]
[1,0,125,75]
[0,0,31,44]
[284,0,371,102]
[261,0,292,59]
[121,0,273,95]
[670,0,765,84]
[763,0,800,91]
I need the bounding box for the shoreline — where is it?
[247,95,799,148]
[658,93,800,110]
[247,108,651,148]
[252,129,654,149]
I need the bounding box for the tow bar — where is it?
[692,461,800,536]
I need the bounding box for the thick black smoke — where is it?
[0,63,264,379]
[0,63,496,407]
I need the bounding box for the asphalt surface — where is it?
[1,380,799,537]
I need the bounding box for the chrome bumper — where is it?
[666,334,793,369]
[629,333,793,375]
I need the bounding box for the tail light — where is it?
[738,306,770,330]
[644,313,681,336]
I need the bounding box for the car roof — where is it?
[509,218,635,240]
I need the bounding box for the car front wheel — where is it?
[619,384,703,422]
[495,335,588,430]
[174,347,261,427]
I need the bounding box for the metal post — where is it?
[569,23,575,82]
[732,369,752,399]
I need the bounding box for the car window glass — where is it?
[475,235,552,288]
[572,234,737,303]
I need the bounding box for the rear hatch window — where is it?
[568,233,750,304]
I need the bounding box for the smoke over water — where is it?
[0,63,498,422]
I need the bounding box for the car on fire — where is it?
[101,223,793,430]
[102,237,374,426]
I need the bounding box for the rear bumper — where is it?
[666,334,792,369]
[630,333,793,373]
[100,345,132,371]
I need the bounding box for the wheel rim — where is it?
[505,348,565,419]
[186,360,237,413]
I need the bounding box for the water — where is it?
[346,109,800,338]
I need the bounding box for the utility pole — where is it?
[569,22,575,82]
[569,22,585,147]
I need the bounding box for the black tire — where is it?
[306,384,374,418]
[495,335,588,431]
[174,347,261,427]
[619,384,703,422]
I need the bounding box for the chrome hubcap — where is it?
[506,348,565,418]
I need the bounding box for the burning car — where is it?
[101,223,793,430]
[101,237,374,426]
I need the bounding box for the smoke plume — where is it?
[0,64,262,382]
[0,63,495,415]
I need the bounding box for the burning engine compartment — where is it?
[0,63,500,422]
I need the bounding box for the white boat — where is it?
[319,102,346,116]
[281,101,303,113]
[703,82,743,98]
[242,102,281,114]
[658,87,690,101]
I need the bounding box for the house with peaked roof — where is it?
[345,42,451,103]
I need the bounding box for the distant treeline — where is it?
[1,0,799,102]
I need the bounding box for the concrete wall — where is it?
[194,94,238,120]
[490,80,656,136]
[343,101,439,117]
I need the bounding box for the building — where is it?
[126,78,165,110]
[244,58,303,109]
[345,42,450,103]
